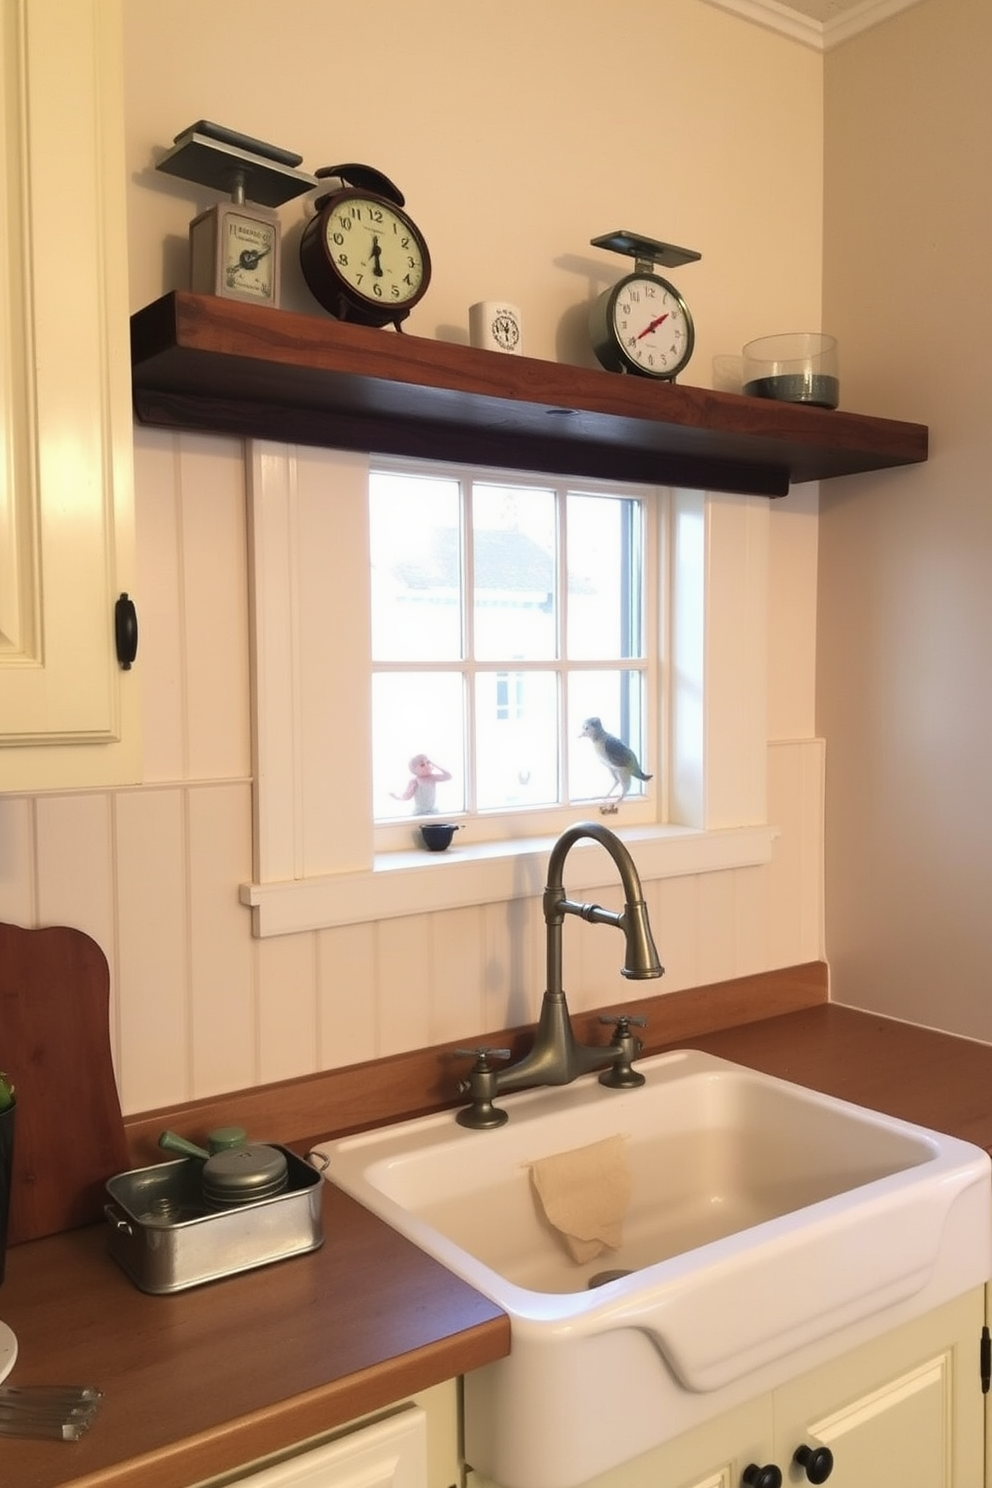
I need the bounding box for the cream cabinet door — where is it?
[466,1396,775,1488]
[0,0,138,789]
[216,1404,427,1488]
[774,1288,984,1488]
[191,1383,458,1488]
[593,1398,774,1488]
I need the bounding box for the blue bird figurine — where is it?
[580,717,652,814]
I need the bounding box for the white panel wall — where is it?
[0,767,824,1109]
[0,525,823,1114]
[0,2,827,1113]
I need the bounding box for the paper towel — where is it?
[530,1134,631,1264]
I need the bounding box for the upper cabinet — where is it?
[129,291,928,500]
[0,0,138,791]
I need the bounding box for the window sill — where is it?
[239,822,779,938]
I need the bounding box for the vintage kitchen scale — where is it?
[588,230,701,382]
[156,119,317,308]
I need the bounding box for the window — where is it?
[369,462,658,845]
[243,443,774,937]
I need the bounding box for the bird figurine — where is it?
[580,717,652,814]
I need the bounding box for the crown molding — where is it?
[698,0,924,52]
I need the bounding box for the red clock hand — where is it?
[637,313,670,340]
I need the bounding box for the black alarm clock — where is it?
[300,163,431,329]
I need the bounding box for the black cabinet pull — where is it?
[115,593,138,669]
[794,1444,834,1483]
[742,1465,782,1488]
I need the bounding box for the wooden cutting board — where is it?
[0,922,130,1244]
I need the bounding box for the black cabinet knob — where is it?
[115,592,138,669]
[742,1465,782,1488]
[794,1444,834,1483]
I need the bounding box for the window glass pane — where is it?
[472,483,557,662]
[566,493,644,660]
[373,672,464,820]
[370,471,462,661]
[567,670,650,806]
[369,462,659,839]
[475,671,559,811]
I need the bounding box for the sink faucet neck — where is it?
[457,822,664,1127]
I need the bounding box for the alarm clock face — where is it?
[321,193,429,312]
[592,272,694,380]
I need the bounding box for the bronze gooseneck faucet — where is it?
[456,821,664,1128]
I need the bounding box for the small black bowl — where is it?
[420,823,461,852]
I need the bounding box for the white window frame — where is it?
[371,457,659,848]
[240,442,776,938]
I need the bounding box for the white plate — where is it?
[0,1320,16,1383]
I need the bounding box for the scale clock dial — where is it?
[189,200,281,307]
[595,273,694,379]
[222,211,277,301]
[589,230,700,382]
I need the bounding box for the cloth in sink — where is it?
[529,1134,631,1263]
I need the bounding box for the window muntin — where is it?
[370,461,660,845]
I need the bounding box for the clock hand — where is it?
[237,246,272,270]
[636,313,670,340]
[368,235,384,277]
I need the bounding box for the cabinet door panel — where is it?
[217,1403,426,1488]
[775,1288,983,1488]
[0,0,138,788]
[468,1396,773,1488]
[801,1355,949,1485]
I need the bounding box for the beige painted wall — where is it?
[0,2,826,1111]
[820,0,992,1038]
[123,0,824,371]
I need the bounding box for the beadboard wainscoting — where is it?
[0,756,822,1115]
[0,429,823,1113]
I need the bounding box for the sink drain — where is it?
[587,1268,633,1289]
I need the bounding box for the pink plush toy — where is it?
[391,754,451,815]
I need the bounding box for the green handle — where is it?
[158,1126,248,1160]
[158,1129,210,1161]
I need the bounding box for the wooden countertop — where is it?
[679,1002,992,1153]
[0,1182,508,1488]
[5,993,992,1488]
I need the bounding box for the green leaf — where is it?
[0,1073,14,1111]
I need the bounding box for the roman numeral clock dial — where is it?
[300,163,432,330]
[588,230,701,381]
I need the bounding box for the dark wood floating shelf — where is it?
[130,292,928,498]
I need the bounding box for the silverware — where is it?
[0,1384,102,1440]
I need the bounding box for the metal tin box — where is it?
[104,1146,324,1293]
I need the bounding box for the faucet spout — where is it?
[545,821,664,981]
[456,821,664,1126]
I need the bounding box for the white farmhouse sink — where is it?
[314,1049,991,1488]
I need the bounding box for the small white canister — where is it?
[469,301,523,355]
